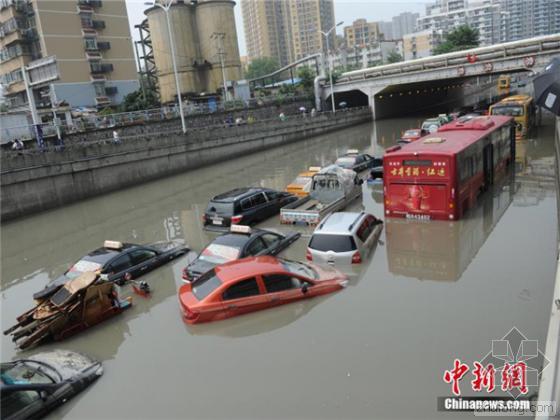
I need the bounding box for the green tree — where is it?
[245,57,280,80]
[297,66,315,94]
[434,25,479,54]
[386,50,403,64]
[119,88,159,112]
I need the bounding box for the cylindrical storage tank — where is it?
[195,0,242,95]
[145,2,200,103]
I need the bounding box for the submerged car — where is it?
[334,149,381,173]
[421,118,442,133]
[178,256,348,324]
[182,225,301,282]
[307,212,383,265]
[398,128,427,144]
[285,166,322,197]
[1,350,102,420]
[34,239,188,299]
[203,187,298,230]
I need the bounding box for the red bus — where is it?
[383,115,515,221]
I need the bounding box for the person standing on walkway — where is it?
[112,129,121,144]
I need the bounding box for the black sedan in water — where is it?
[1,350,102,420]
[182,226,300,282]
[334,150,382,173]
[34,240,188,299]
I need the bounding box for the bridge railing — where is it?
[338,34,560,83]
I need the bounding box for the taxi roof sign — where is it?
[308,166,322,172]
[104,240,123,250]
[346,149,359,155]
[230,225,251,234]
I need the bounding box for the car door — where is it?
[1,389,45,419]
[221,277,268,317]
[105,253,134,283]
[264,191,281,216]
[128,248,158,278]
[260,232,286,255]
[243,236,268,257]
[262,274,308,306]
[253,192,273,219]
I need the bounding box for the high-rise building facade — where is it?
[500,0,560,41]
[343,19,380,49]
[403,29,444,60]
[241,0,335,66]
[416,0,506,46]
[377,21,393,40]
[391,12,419,39]
[0,0,138,110]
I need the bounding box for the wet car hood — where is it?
[147,239,188,253]
[27,350,102,381]
[187,258,218,279]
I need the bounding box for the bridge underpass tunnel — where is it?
[325,89,369,110]
[372,78,470,120]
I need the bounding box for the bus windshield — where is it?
[491,105,524,116]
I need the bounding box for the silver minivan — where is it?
[306,212,383,265]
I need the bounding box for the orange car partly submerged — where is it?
[178,256,347,324]
[285,166,322,197]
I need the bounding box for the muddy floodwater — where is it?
[1,116,557,419]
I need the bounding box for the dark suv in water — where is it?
[203,187,298,229]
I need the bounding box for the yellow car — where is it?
[285,166,321,197]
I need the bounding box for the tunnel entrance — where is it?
[326,89,368,110]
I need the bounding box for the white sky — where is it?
[124,0,427,55]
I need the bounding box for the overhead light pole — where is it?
[145,0,186,133]
[320,21,344,113]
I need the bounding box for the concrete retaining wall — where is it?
[1,109,371,221]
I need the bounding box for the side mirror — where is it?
[99,273,109,281]
[301,283,309,294]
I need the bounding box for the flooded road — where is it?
[1,116,557,419]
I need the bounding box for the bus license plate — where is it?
[405,213,431,221]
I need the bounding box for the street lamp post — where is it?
[320,21,343,114]
[146,0,186,133]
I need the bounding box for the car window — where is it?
[246,237,267,255]
[129,249,156,265]
[263,274,301,293]
[240,198,252,211]
[222,278,260,300]
[309,234,357,252]
[356,217,372,242]
[261,233,282,248]
[251,193,267,206]
[107,254,132,273]
[206,201,233,215]
[355,155,364,164]
[1,391,41,418]
[192,269,222,300]
[200,243,241,264]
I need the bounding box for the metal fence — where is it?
[1,95,313,145]
[1,107,370,157]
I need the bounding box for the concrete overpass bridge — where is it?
[324,34,560,119]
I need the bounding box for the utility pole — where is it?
[211,32,229,102]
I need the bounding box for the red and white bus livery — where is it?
[383,115,515,221]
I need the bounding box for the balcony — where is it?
[95,96,111,105]
[86,51,102,60]
[97,41,110,50]
[105,86,118,95]
[90,63,113,74]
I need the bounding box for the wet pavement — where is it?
[1,116,557,419]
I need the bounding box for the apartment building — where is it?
[0,0,138,111]
[391,12,419,39]
[500,0,560,41]
[333,40,402,69]
[241,0,335,66]
[402,29,444,60]
[416,0,506,46]
[343,19,380,49]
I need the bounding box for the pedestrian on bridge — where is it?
[112,130,121,144]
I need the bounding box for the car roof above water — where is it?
[83,244,136,264]
[315,212,364,235]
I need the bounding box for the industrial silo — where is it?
[194,0,242,95]
[145,1,200,103]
